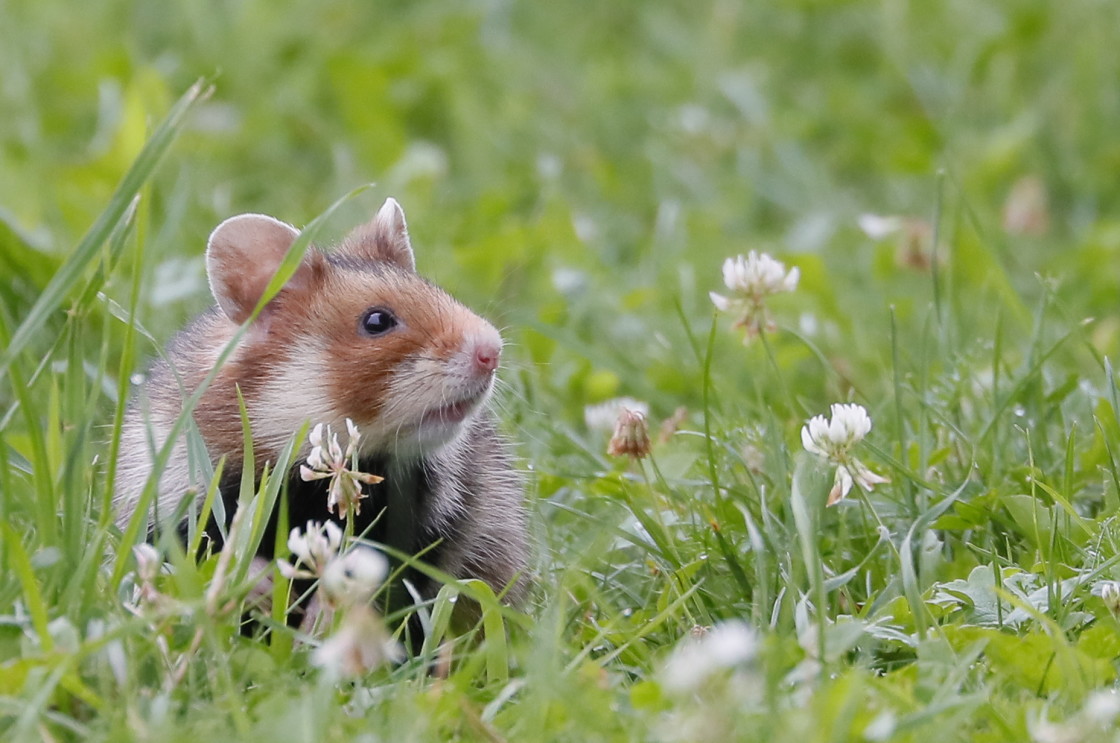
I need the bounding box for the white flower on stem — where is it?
[801,403,890,506]
[127,544,167,614]
[313,603,403,679]
[709,252,798,341]
[276,520,343,581]
[299,419,384,519]
[278,522,391,613]
[659,620,758,694]
[320,547,389,610]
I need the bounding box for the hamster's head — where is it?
[205,198,503,460]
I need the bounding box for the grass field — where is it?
[4,0,1120,740]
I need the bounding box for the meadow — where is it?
[3,0,1120,740]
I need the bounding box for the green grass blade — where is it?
[2,523,52,652]
[0,80,212,383]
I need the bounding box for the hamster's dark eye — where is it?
[360,307,398,336]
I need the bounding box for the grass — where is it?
[3,0,1120,740]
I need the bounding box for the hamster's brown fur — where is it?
[114,199,529,609]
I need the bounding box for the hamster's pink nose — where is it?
[473,340,501,374]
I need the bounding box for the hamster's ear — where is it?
[337,197,416,272]
[206,214,318,324]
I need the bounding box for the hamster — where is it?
[114,198,530,612]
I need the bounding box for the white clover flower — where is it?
[721,252,800,296]
[801,403,889,506]
[801,403,873,457]
[300,419,383,519]
[584,397,650,432]
[659,620,758,694]
[127,544,168,615]
[277,520,343,580]
[709,251,798,341]
[313,603,403,679]
[278,522,392,613]
[320,547,389,609]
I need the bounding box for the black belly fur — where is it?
[183,454,454,630]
